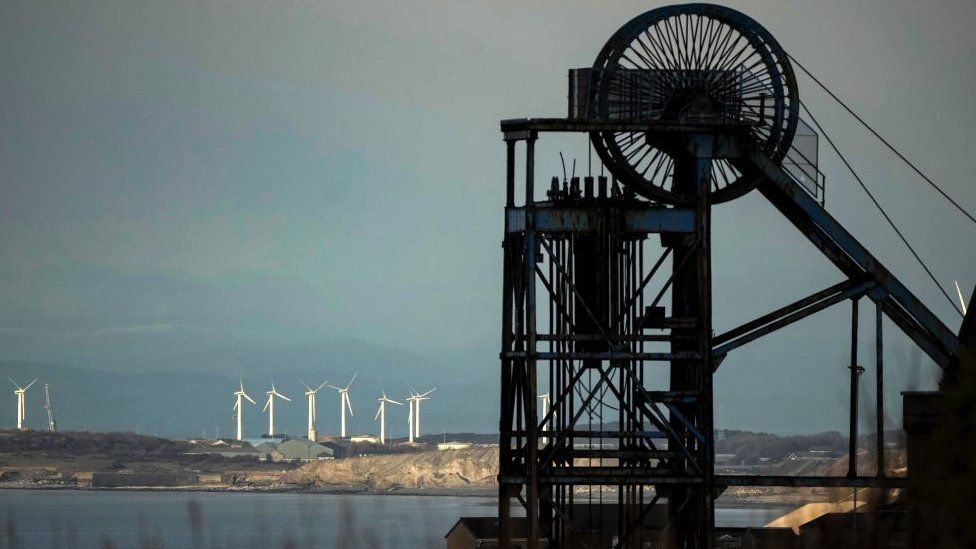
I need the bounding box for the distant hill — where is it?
[0,327,491,383]
[716,429,905,464]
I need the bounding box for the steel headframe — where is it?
[496,4,968,549]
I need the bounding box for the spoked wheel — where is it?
[589,3,799,204]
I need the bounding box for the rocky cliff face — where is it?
[282,447,498,491]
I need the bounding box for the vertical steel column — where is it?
[499,138,517,548]
[694,154,715,549]
[506,140,516,208]
[668,142,714,549]
[524,137,541,549]
[875,301,885,477]
[848,297,861,478]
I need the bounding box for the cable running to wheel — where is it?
[788,53,976,227]
[799,100,964,317]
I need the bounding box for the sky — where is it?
[1,0,975,433]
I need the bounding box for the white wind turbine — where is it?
[328,373,357,438]
[374,392,403,445]
[410,388,436,441]
[8,378,35,430]
[301,380,328,441]
[538,391,553,444]
[262,382,291,437]
[232,380,256,441]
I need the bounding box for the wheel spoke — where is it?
[590,4,798,204]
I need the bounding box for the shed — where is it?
[272,439,334,462]
[437,441,471,451]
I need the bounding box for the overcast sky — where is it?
[2,0,975,432]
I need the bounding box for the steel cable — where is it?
[789,53,976,227]
[799,100,964,317]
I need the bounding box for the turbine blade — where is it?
[419,388,436,398]
[374,404,382,421]
[279,393,291,402]
[345,372,358,390]
[327,384,342,391]
[243,393,256,404]
[263,397,271,412]
[315,381,327,393]
[955,280,969,315]
[24,379,36,391]
[388,399,404,406]
[7,377,19,390]
[299,379,312,392]
[345,394,354,417]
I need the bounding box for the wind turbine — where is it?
[374,392,403,444]
[328,373,357,438]
[538,392,553,444]
[8,378,35,430]
[410,388,436,440]
[301,380,328,441]
[232,380,256,441]
[262,382,291,437]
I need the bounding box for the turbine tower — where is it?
[410,388,436,440]
[262,382,291,437]
[302,380,328,441]
[374,392,403,444]
[232,380,256,441]
[406,393,416,443]
[328,373,357,438]
[8,378,35,430]
[43,383,57,432]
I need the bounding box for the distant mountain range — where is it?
[0,325,493,381]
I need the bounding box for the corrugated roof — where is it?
[275,439,333,459]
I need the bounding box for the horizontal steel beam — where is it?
[503,430,668,440]
[500,117,752,136]
[548,449,681,460]
[503,351,700,361]
[506,206,695,233]
[499,474,908,488]
[500,474,702,486]
[537,334,674,342]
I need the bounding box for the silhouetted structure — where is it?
[497,4,974,548]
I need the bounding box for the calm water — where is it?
[0,490,791,548]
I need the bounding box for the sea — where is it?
[0,490,792,548]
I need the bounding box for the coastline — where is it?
[0,483,497,498]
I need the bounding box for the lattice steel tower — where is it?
[497,4,966,549]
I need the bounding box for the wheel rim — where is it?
[589,3,798,204]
